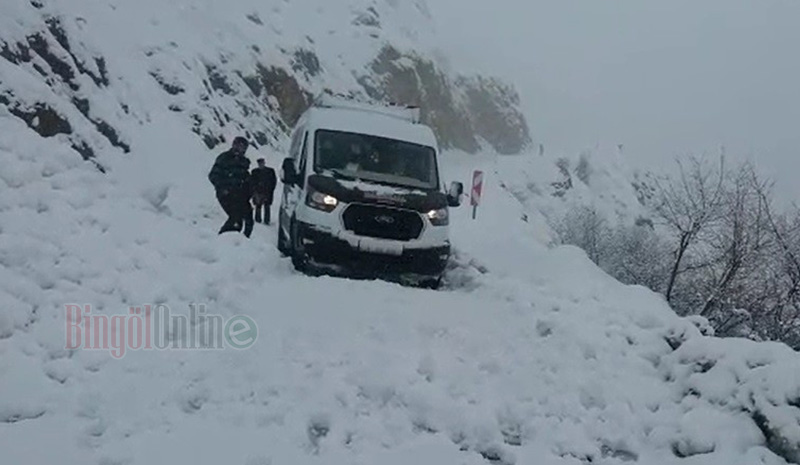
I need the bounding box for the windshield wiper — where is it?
[327,169,352,180]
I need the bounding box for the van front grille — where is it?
[342,204,423,241]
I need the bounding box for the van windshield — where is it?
[314,130,439,190]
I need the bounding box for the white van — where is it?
[277,97,463,288]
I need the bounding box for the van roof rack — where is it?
[313,95,421,123]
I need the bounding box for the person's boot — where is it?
[219,217,239,234]
[243,207,254,238]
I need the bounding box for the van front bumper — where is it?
[296,222,450,278]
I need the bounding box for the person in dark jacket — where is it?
[208,137,254,238]
[250,158,277,225]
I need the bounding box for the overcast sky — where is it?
[426,0,800,201]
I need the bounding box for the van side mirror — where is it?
[281,158,298,185]
[447,181,464,207]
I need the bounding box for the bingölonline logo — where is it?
[64,304,258,358]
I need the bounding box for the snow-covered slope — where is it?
[3,111,800,464]
[2,1,800,464]
[492,144,651,230]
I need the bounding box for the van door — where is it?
[280,128,308,226]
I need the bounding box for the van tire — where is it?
[420,276,442,290]
[290,218,309,272]
[277,214,290,256]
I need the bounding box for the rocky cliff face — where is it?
[362,45,530,154]
[0,0,530,171]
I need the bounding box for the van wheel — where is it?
[277,213,290,256]
[290,218,309,272]
[420,276,442,290]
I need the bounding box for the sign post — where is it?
[470,170,483,220]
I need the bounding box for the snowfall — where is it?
[2,0,800,464]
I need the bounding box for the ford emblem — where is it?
[374,215,395,225]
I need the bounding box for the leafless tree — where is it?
[652,156,726,304]
[604,224,670,292]
[748,185,800,348]
[556,205,609,266]
[552,154,800,348]
[698,164,773,318]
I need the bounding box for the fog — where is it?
[427,0,800,201]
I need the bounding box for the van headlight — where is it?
[426,208,449,226]
[306,187,338,212]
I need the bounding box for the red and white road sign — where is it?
[471,170,484,206]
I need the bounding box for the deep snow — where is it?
[2,109,800,464]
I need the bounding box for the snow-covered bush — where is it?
[555,204,610,266]
[559,154,800,348]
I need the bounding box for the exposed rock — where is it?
[551,158,573,197]
[94,118,130,153]
[600,444,638,462]
[205,64,235,96]
[0,41,32,64]
[252,131,269,146]
[292,48,321,78]
[752,410,800,465]
[70,140,107,173]
[70,98,130,153]
[45,18,109,88]
[245,13,263,26]
[352,7,381,28]
[364,46,531,154]
[245,64,312,129]
[368,46,479,153]
[25,31,78,90]
[70,139,93,160]
[240,72,262,96]
[71,96,90,116]
[0,95,72,138]
[459,76,531,154]
[150,71,185,95]
[190,113,225,150]
[1,17,126,163]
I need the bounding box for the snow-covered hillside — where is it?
[0,0,529,165]
[2,1,800,464]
